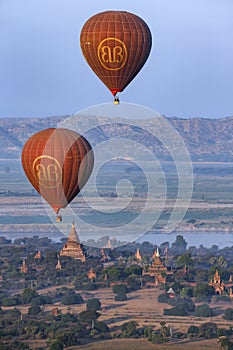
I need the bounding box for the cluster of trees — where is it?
[113,319,233,346]
[159,287,233,320]
[1,234,233,347]
[0,296,109,349]
[1,233,233,294]
[0,287,84,309]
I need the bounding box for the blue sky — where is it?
[0,0,233,119]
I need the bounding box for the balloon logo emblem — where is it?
[98,38,128,71]
[32,155,62,189]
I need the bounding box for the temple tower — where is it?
[60,223,86,262]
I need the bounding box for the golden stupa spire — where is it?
[68,222,80,243]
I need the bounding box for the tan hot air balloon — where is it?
[21,128,94,221]
[80,10,152,103]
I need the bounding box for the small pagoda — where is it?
[34,251,42,260]
[105,239,113,250]
[20,260,28,274]
[209,270,225,295]
[87,268,96,281]
[135,248,142,261]
[100,248,108,262]
[56,258,62,270]
[60,222,86,262]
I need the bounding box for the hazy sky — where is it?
[0,0,233,119]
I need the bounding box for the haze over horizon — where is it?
[0,0,233,119]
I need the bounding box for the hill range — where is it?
[1,114,233,162]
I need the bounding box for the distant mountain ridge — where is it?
[1,114,233,161]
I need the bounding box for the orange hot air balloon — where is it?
[21,128,94,221]
[80,10,152,102]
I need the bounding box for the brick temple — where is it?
[60,222,86,262]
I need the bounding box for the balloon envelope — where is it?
[21,128,94,214]
[80,10,152,96]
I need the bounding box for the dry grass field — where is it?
[3,285,232,349]
[10,285,232,333]
[66,338,220,350]
[43,286,231,333]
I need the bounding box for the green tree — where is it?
[61,293,84,305]
[164,304,188,316]
[94,321,109,333]
[160,321,170,340]
[171,235,187,254]
[187,325,199,338]
[21,288,38,304]
[176,253,193,267]
[49,340,64,350]
[28,305,41,316]
[121,321,139,337]
[218,336,233,350]
[164,300,195,316]
[144,327,153,340]
[79,310,100,325]
[2,296,21,306]
[106,267,120,280]
[223,308,233,321]
[126,274,141,290]
[180,287,193,299]
[199,322,217,339]
[124,265,142,276]
[112,284,128,295]
[86,298,101,311]
[194,304,214,317]
[0,341,29,350]
[193,283,215,302]
[151,332,164,344]
[112,284,128,301]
